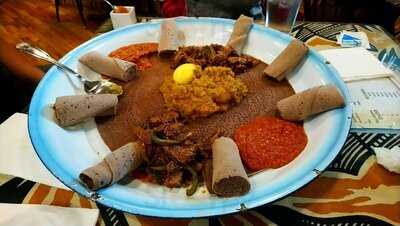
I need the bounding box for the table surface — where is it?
[1,22,399,226]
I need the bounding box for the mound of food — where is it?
[160,66,248,119]
[143,111,210,190]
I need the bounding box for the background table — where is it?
[1,22,399,226]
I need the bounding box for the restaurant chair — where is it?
[55,0,87,26]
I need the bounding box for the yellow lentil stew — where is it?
[160,66,248,119]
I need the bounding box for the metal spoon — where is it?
[16,42,123,95]
[102,0,116,11]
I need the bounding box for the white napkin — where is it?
[0,203,98,226]
[373,146,400,174]
[319,47,394,82]
[0,113,69,190]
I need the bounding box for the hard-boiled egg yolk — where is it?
[173,63,200,84]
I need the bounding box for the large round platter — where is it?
[28,17,352,218]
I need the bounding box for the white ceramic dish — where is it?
[110,6,137,29]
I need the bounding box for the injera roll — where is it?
[79,51,137,82]
[79,142,145,190]
[263,39,308,81]
[277,84,345,121]
[54,94,118,127]
[79,161,112,190]
[226,15,253,54]
[158,19,183,56]
[212,137,250,197]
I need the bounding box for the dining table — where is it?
[0,21,399,226]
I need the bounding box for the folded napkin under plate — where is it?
[0,203,98,226]
[0,113,69,190]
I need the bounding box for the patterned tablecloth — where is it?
[1,22,399,226]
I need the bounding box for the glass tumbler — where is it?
[265,0,302,33]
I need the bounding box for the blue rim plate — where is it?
[28,17,352,218]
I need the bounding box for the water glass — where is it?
[265,0,302,33]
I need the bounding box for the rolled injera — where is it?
[54,94,118,127]
[263,39,308,81]
[226,14,253,54]
[79,51,137,82]
[158,19,183,56]
[79,142,145,190]
[212,137,250,197]
[277,84,345,121]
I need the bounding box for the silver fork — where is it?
[16,42,123,95]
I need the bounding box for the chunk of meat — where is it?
[154,122,184,137]
[166,161,181,172]
[164,171,183,188]
[164,145,196,164]
[148,146,171,166]
[133,126,151,145]
[227,56,257,74]
[193,162,203,172]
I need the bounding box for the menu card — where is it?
[319,48,400,130]
[347,77,400,129]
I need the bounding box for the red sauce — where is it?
[234,116,307,171]
[109,43,158,71]
[114,6,129,13]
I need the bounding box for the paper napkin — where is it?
[0,113,69,190]
[319,47,394,82]
[373,146,400,174]
[0,204,98,226]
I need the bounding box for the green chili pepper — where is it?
[151,130,181,145]
[185,166,199,196]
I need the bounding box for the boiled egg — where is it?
[173,63,200,84]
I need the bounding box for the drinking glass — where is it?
[265,0,302,33]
